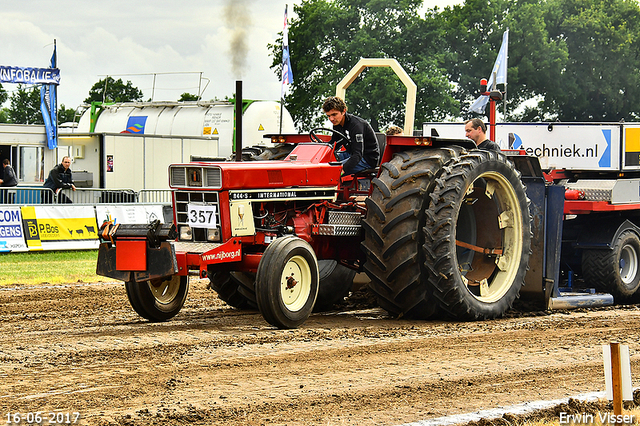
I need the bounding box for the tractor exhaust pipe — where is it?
[235,80,243,162]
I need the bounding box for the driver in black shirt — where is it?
[322,96,379,175]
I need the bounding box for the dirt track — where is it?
[1,279,639,426]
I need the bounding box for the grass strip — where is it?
[0,249,110,286]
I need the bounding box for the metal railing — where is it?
[0,187,173,206]
[138,189,174,204]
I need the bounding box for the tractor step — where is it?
[315,211,363,236]
[316,224,361,236]
[328,211,363,225]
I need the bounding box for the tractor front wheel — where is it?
[256,236,319,329]
[125,275,189,321]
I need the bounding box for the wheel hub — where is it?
[620,244,638,285]
[286,275,298,290]
[280,255,312,312]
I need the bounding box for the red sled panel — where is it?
[116,240,147,271]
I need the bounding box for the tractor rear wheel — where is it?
[361,147,462,319]
[125,275,189,321]
[313,260,356,312]
[582,230,640,301]
[256,236,319,328]
[423,150,531,320]
[233,272,258,306]
[207,269,254,309]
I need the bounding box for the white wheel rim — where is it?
[620,244,638,285]
[457,171,524,303]
[280,255,312,312]
[148,275,181,305]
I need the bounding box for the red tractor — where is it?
[97,128,534,329]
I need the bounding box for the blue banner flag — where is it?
[0,66,60,85]
[41,42,58,149]
[41,85,56,149]
[281,4,293,98]
[469,29,509,115]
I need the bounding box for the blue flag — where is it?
[281,5,293,98]
[41,42,58,149]
[469,29,509,115]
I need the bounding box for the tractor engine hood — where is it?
[169,160,343,191]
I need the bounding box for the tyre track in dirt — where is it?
[1,281,639,425]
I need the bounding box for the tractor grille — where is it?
[170,165,222,189]
[171,167,187,186]
[206,168,222,187]
[174,190,222,242]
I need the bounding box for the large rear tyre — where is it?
[256,236,319,329]
[207,269,253,309]
[361,147,462,319]
[582,230,640,301]
[125,275,189,321]
[313,260,356,312]
[233,272,258,306]
[424,150,532,321]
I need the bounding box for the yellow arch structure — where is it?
[336,58,417,135]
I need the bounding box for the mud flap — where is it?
[96,242,178,282]
[96,243,132,282]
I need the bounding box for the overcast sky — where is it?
[1,0,461,112]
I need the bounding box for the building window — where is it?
[19,146,44,183]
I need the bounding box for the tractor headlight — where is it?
[179,225,193,241]
[207,228,221,242]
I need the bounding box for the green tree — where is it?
[58,104,77,124]
[540,0,640,120]
[7,84,42,124]
[84,77,144,104]
[273,0,640,126]
[436,0,569,120]
[269,0,458,132]
[179,92,199,101]
[0,83,8,107]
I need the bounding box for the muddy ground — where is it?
[1,278,638,426]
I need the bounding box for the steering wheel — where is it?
[309,127,349,161]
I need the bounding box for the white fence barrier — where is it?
[0,189,174,252]
[1,187,172,205]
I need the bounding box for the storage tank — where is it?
[76,100,296,158]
